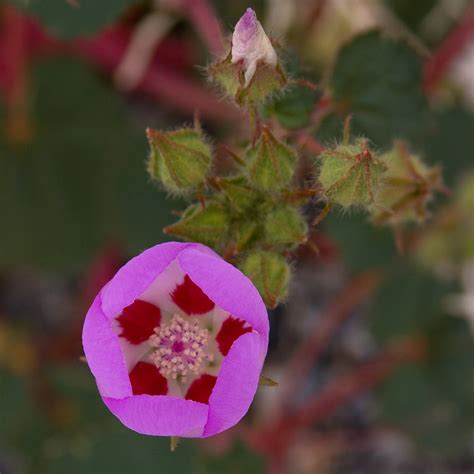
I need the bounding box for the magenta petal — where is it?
[202,332,262,437]
[100,242,192,319]
[177,247,269,349]
[103,395,209,437]
[82,295,132,398]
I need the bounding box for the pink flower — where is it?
[82,242,269,437]
[231,8,277,87]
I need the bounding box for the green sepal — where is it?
[235,221,261,252]
[370,142,443,226]
[238,251,290,308]
[214,175,259,213]
[208,51,287,107]
[246,128,298,191]
[264,205,308,247]
[318,138,386,208]
[164,201,229,247]
[207,51,241,99]
[236,63,287,107]
[147,127,212,194]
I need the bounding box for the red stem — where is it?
[285,337,425,432]
[277,271,382,407]
[249,336,424,457]
[178,0,225,55]
[423,3,474,92]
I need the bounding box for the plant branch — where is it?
[277,270,383,408]
[423,2,474,92]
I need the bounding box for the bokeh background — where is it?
[1,0,474,473]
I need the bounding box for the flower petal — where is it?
[100,242,194,319]
[82,295,132,398]
[171,274,215,315]
[103,395,208,437]
[185,374,217,404]
[202,332,262,437]
[216,316,252,356]
[129,362,168,396]
[177,247,269,350]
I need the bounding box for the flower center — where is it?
[148,314,211,382]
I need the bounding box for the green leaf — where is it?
[378,317,474,455]
[423,106,474,187]
[385,0,437,31]
[331,30,429,148]
[264,54,319,130]
[369,263,456,343]
[14,0,136,39]
[0,59,176,272]
[323,212,395,272]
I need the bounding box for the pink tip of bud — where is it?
[240,8,256,29]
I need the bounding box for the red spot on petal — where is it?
[216,316,252,356]
[171,275,215,315]
[129,361,168,396]
[117,300,161,344]
[185,374,217,404]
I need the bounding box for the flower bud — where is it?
[231,8,277,87]
[246,128,297,191]
[238,251,290,308]
[164,202,229,247]
[208,9,286,106]
[213,175,258,213]
[370,141,443,226]
[264,205,308,248]
[147,127,212,194]
[318,138,386,208]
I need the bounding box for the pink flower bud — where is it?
[231,8,277,87]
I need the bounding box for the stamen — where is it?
[149,314,210,380]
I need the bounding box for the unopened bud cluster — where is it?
[146,8,446,309]
[152,124,308,308]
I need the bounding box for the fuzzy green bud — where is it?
[235,221,260,251]
[164,201,229,247]
[246,128,297,191]
[371,141,443,226]
[238,251,290,308]
[147,127,212,194]
[213,175,258,213]
[264,205,308,247]
[318,138,386,208]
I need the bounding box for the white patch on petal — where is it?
[111,317,151,371]
[139,259,186,319]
